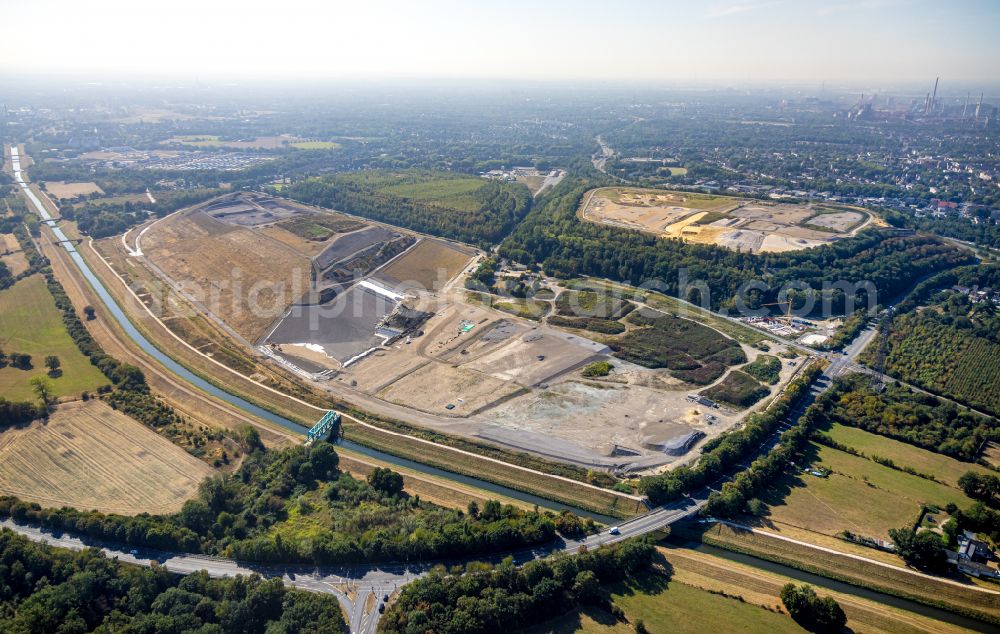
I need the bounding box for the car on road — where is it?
[378,603,385,614]
[383,594,389,602]
[608,526,620,535]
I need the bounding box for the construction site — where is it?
[115,192,808,473]
[580,187,872,253]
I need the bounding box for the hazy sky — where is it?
[2,0,997,84]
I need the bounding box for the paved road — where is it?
[11,141,982,630]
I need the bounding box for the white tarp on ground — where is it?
[357,279,404,301]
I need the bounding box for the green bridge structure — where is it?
[306,411,341,445]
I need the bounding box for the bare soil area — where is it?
[143,207,312,341]
[376,238,475,291]
[377,361,522,415]
[580,187,868,254]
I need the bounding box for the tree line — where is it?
[0,439,586,566]
[0,528,345,633]
[820,375,996,461]
[380,537,656,633]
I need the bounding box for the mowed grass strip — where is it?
[694,523,1000,625]
[524,571,803,634]
[0,274,109,401]
[341,420,638,519]
[824,423,993,488]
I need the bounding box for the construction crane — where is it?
[760,300,793,327]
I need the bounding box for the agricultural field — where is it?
[761,440,980,541]
[0,400,213,514]
[660,545,977,634]
[526,571,805,634]
[0,233,28,276]
[879,310,1000,417]
[43,181,104,199]
[580,187,870,253]
[823,423,993,489]
[0,274,109,401]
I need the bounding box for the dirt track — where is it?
[40,226,296,449]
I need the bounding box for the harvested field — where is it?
[692,522,1000,625]
[376,238,474,291]
[0,400,212,514]
[0,233,28,276]
[581,187,868,254]
[0,274,109,401]
[44,181,104,199]
[377,361,521,415]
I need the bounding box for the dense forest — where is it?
[379,537,655,633]
[283,172,531,247]
[499,173,974,315]
[0,528,345,633]
[0,439,581,565]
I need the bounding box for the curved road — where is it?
[9,142,967,632]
